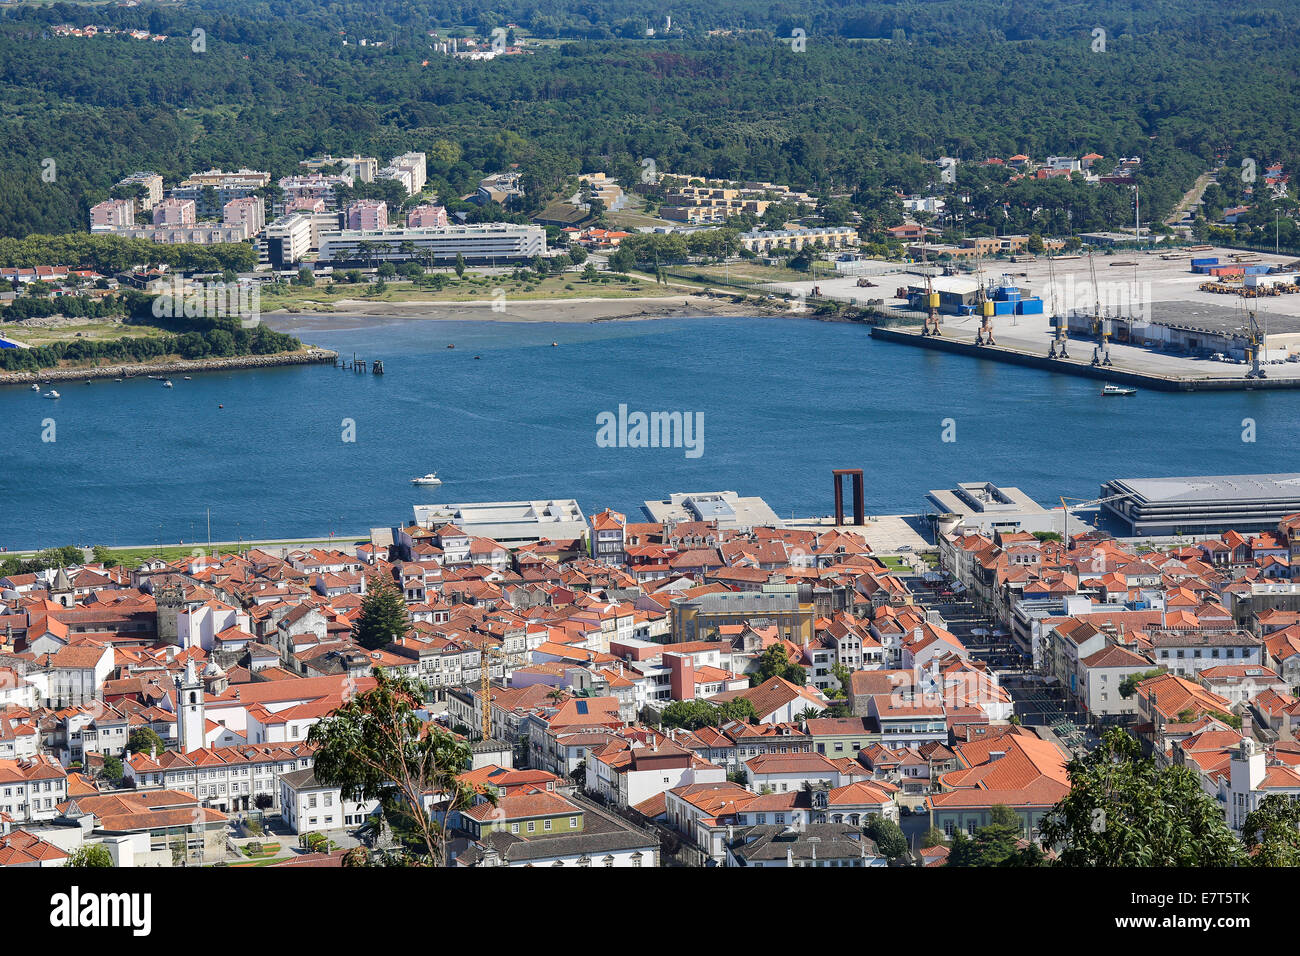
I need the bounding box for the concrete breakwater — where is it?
[0,348,339,387]
[868,327,1300,392]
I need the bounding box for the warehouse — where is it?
[903,275,980,314]
[1066,300,1300,360]
[1100,473,1300,535]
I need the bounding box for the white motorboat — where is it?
[43,390,60,400]
[163,380,174,388]
[30,383,39,391]
[411,473,442,486]
[1101,383,1136,396]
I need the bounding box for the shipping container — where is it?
[1191,257,1219,266]
[1017,298,1044,314]
[993,300,1016,315]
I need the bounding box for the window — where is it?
[544,819,552,831]
[527,821,535,833]
[511,823,520,834]
[569,816,578,828]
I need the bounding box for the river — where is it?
[3,313,1297,550]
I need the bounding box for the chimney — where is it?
[988,750,1006,762]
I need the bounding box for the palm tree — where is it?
[795,705,821,728]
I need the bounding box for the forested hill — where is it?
[0,0,1297,239]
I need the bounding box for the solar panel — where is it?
[575,700,588,715]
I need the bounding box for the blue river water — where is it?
[3,313,1299,550]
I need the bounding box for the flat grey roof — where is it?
[1106,474,1300,504]
[1143,300,1300,336]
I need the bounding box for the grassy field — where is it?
[1,319,174,348]
[11,537,368,567]
[261,271,680,312]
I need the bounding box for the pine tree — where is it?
[354,575,409,651]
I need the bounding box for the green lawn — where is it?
[3,319,173,348]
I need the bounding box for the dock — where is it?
[869,325,1300,392]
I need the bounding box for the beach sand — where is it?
[264,293,780,330]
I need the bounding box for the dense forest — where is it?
[0,1,1297,241]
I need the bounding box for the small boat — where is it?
[474,355,481,360]
[163,380,174,388]
[43,390,60,400]
[30,384,39,391]
[183,376,192,380]
[1101,384,1136,396]
[113,378,123,383]
[447,344,455,349]
[147,375,163,380]
[551,342,558,347]
[411,473,442,486]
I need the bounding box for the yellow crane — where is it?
[974,253,996,346]
[1244,307,1268,380]
[919,229,942,337]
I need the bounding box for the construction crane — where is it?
[974,253,996,346]
[1058,493,1131,540]
[479,643,524,741]
[1046,253,1069,358]
[1087,250,1112,367]
[919,231,942,337]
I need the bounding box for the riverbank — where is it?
[0,347,338,387]
[267,292,784,324]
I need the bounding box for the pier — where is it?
[869,325,1300,392]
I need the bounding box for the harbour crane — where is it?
[1243,308,1268,380]
[974,253,996,346]
[919,233,942,337]
[1046,253,1069,358]
[1087,250,1112,367]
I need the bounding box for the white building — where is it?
[318,223,546,265]
[279,768,380,834]
[412,499,588,548]
[265,213,313,267]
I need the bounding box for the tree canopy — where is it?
[307,667,491,864]
[1037,728,1245,866]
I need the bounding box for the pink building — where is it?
[406,204,448,229]
[222,196,265,235]
[153,198,196,226]
[287,197,326,214]
[346,199,388,231]
[89,198,135,230]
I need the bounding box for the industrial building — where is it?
[642,492,783,531]
[903,275,1043,316]
[412,499,588,547]
[1100,473,1300,535]
[1066,301,1300,360]
[927,482,1059,535]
